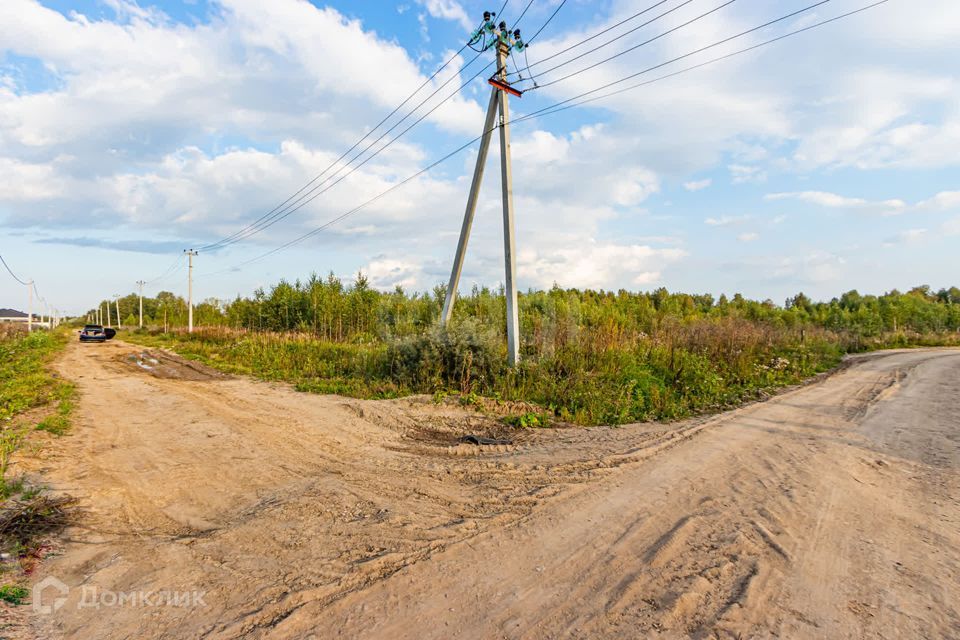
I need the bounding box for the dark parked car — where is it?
[79,325,116,342]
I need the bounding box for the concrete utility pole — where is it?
[495,40,520,366]
[442,17,524,366]
[103,302,109,328]
[136,280,145,328]
[185,250,198,333]
[114,295,122,330]
[27,281,33,332]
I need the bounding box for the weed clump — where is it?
[386,320,504,394]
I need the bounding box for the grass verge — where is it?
[0,324,76,605]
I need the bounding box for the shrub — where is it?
[386,320,504,394]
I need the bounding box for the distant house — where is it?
[0,308,40,325]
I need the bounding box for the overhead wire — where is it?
[522,0,836,95]
[200,0,566,255]
[211,0,577,250]
[510,0,537,28]
[198,54,509,257]
[512,0,569,84]
[506,0,672,80]
[200,0,885,277]
[0,253,31,286]
[199,15,499,252]
[142,253,185,285]
[200,0,722,256]
[523,0,744,90]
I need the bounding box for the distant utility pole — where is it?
[185,250,198,333]
[442,14,525,366]
[136,280,145,328]
[27,281,33,332]
[103,302,109,328]
[114,295,122,330]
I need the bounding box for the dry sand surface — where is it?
[15,340,960,638]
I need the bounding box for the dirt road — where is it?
[20,340,960,638]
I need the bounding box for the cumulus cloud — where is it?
[518,242,687,290]
[683,179,712,192]
[705,215,750,227]
[765,190,959,216]
[883,228,927,247]
[417,0,472,30]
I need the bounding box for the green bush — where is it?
[386,320,504,394]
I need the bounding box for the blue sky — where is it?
[1,0,958,315]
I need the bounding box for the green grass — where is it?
[126,320,855,426]
[0,584,29,605]
[0,326,73,496]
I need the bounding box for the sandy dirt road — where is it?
[19,340,960,639]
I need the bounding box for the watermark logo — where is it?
[31,577,207,614]
[32,576,69,614]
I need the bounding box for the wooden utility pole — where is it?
[137,280,145,328]
[442,19,523,366]
[185,250,198,333]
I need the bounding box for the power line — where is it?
[202,57,503,253]
[203,51,493,251]
[510,0,567,85]
[199,28,490,252]
[511,0,536,28]
[524,0,568,44]
[0,253,30,286]
[506,0,674,79]
[202,0,885,276]
[522,0,838,97]
[199,3,529,255]
[518,6,885,119]
[143,253,186,285]
[205,4,564,252]
[527,0,743,90]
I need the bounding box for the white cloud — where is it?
[363,256,423,290]
[765,190,960,216]
[943,217,960,236]
[518,241,687,290]
[737,232,759,243]
[417,0,472,30]
[883,228,927,247]
[683,179,712,192]
[705,215,750,227]
[728,164,766,184]
[916,191,960,212]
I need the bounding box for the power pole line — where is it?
[27,281,33,332]
[113,295,122,330]
[442,15,525,366]
[185,250,198,333]
[137,280,145,329]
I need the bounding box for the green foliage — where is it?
[0,584,29,605]
[122,280,960,426]
[504,412,550,428]
[386,320,503,394]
